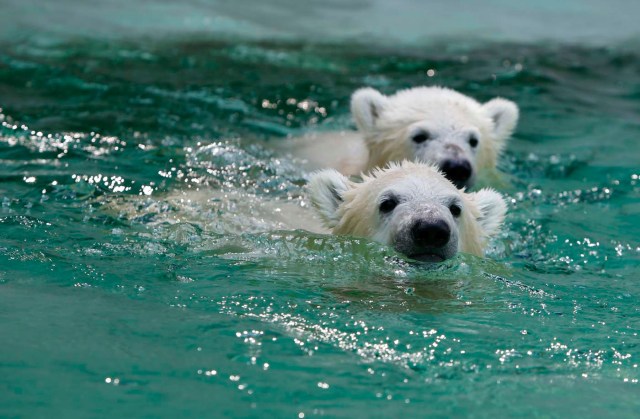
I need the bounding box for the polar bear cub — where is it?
[286,86,518,190]
[351,86,519,188]
[309,161,507,261]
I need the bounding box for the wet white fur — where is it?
[309,161,507,257]
[280,86,518,185]
[351,86,519,179]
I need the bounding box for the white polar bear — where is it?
[104,159,506,262]
[284,86,518,189]
[309,161,507,261]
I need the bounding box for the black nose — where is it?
[441,160,472,188]
[411,219,450,248]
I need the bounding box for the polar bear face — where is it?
[309,161,507,261]
[351,86,519,189]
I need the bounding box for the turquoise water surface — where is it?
[2,1,640,417]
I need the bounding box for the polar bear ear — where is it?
[308,169,351,229]
[483,98,519,142]
[351,87,389,132]
[469,188,507,238]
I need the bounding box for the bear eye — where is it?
[379,197,399,214]
[449,203,462,218]
[412,131,430,144]
[469,135,479,148]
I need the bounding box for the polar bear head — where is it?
[351,86,519,189]
[309,161,507,261]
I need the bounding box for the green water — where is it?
[2,21,640,419]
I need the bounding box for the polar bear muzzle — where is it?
[405,218,456,262]
[440,159,473,189]
[391,205,460,262]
